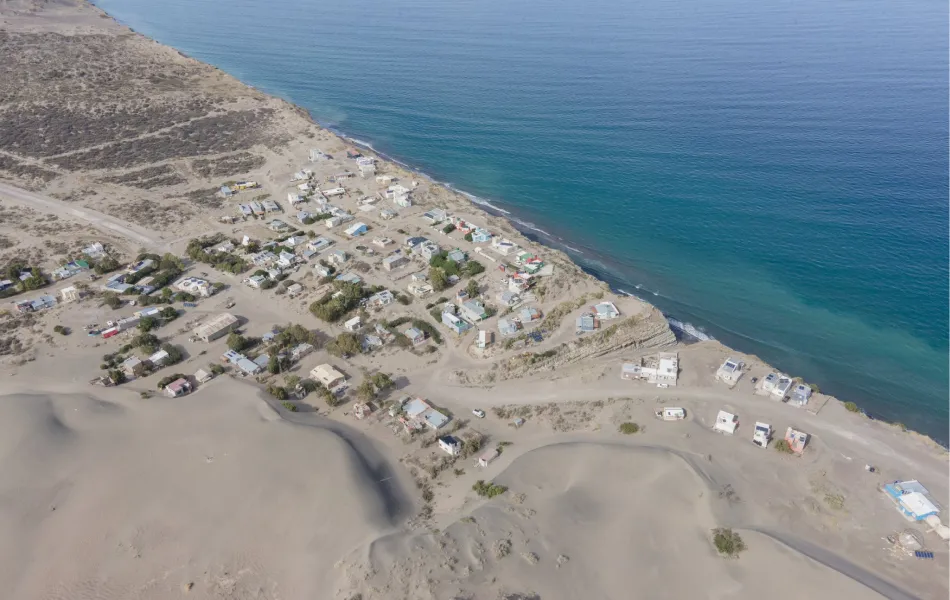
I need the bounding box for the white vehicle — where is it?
[752,422,772,448]
[654,407,686,421]
[472,409,486,419]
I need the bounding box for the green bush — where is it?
[712,528,745,557]
[472,480,508,498]
[267,385,288,401]
[281,401,298,412]
[773,439,794,454]
[844,401,859,413]
[464,260,485,277]
[619,422,640,434]
[53,325,69,335]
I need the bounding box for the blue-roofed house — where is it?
[883,480,940,521]
[576,313,598,333]
[498,317,519,337]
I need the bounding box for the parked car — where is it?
[472,409,486,418]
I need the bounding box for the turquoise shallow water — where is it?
[96,0,949,441]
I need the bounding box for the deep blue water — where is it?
[96,0,949,440]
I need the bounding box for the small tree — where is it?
[138,316,159,332]
[465,260,485,277]
[774,439,794,454]
[429,267,449,292]
[227,333,247,352]
[160,306,178,320]
[370,372,394,391]
[356,380,376,402]
[102,293,123,309]
[285,374,301,390]
[712,528,746,557]
[465,279,480,298]
[267,353,281,375]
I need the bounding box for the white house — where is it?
[491,238,518,256]
[344,316,362,332]
[714,410,739,435]
[716,358,743,386]
[621,352,678,387]
[438,436,462,456]
[593,301,620,320]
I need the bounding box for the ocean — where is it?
[95,0,949,441]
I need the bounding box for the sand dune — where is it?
[0,382,412,600]
[337,443,885,600]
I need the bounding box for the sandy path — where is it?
[0,181,167,250]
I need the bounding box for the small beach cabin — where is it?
[784,427,809,455]
[714,410,739,435]
[883,481,941,522]
[716,358,743,386]
[478,448,500,468]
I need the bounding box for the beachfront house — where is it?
[716,358,744,387]
[790,384,813,407]
[883,480,941,522]
[195,369,213,384]
[491,238,518,256]
[593,301,620,320]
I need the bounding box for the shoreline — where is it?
[6,0,943,448]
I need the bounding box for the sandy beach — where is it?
[0,0,947,598]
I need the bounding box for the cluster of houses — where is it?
[712,408,812,457]
[100,305,169,338]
